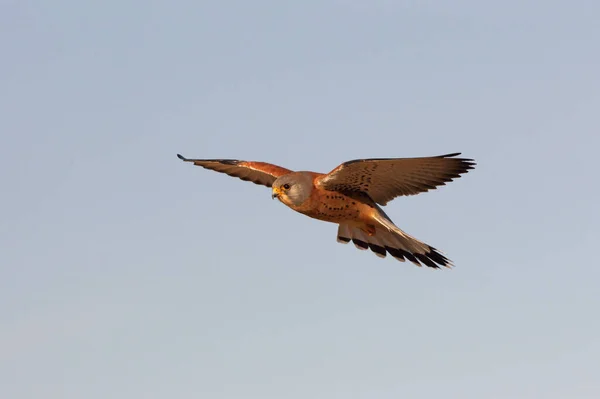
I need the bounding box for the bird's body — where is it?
[277,173,376,227]
[177,152,475,268]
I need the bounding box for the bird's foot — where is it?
[362,225,377,236]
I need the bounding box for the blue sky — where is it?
[1,1,599,398]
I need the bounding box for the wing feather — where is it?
[177,154,291,188]
[316,153,475,205]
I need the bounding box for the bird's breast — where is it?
[292,188,375,224]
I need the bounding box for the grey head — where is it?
[271,172,314,207]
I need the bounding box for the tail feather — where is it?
[336,222,453,269]
[337,224,352,244]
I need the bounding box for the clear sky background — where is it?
[1,1,599,398]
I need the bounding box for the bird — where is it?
[177,152,475,268]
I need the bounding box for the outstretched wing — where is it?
[316,153,475,205]
[177,154,292,188]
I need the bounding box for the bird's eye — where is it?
[283,184,290,190]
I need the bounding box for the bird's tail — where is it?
[336,207,452,268]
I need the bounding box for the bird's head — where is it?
[271,173,313,207]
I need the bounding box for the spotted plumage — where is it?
[177,152,475,268]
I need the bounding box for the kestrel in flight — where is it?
[177,152,475,268]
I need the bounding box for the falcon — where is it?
[177,152,475,268]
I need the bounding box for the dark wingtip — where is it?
[177,154,187,161]
[440,152,462,158]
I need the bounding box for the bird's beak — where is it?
[271,187,281,200]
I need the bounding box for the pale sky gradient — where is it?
[1,1,599,398]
